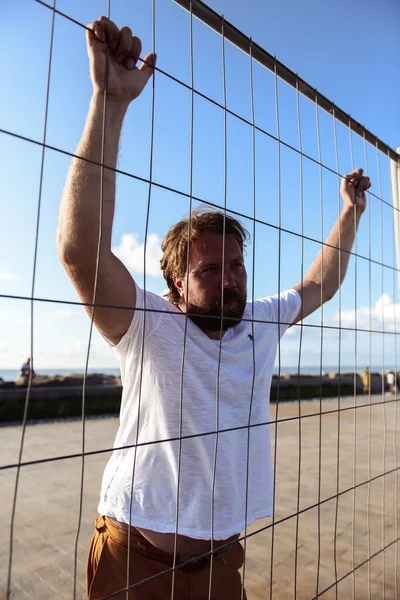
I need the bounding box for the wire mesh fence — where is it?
[1,0,400,599]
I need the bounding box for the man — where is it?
[57,16,371,600]
[386,370,396,393]
[20,357,35,384]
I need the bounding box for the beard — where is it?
[186,288,247,332]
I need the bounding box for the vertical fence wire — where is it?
[388,148,399,599]
[269,57,282,600]
[6,5,56,598]
[376,141,387,599]
[364,132,373,600]
[332,107,342,600]
[125,1,156,596]
[293,77,305,600]
[348,121,357,600]
[207,15,228,600]
[170,1,195,597]
[72,3,114,598]
[240,38,258,600]
[314,95,324,599]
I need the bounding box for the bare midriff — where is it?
[109,518,240,556]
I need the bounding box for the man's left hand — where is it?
[341,168,371,213]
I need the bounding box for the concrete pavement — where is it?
[1,395,399,599]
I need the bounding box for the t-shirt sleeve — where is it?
[105,282,168,358]
[253,288,301,338]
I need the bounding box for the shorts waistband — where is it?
[94,515,217,573]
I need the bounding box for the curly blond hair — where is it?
[160,208,249,305]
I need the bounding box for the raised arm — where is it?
[57,17,156,344]
[292,168,371,324]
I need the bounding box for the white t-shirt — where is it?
[98,284,301,540]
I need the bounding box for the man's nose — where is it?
[223,269,236,288]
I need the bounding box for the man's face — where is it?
[174,233,247,333]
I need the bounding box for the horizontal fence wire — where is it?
[25,0,400,167]
[1,398,399,471]
[173,0,399,163]
[2,296,400,337]
[2,0,400,599]
[0,125,396,220]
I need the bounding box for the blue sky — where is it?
[0,0,399,370]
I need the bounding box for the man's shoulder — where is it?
[250,289,301,322]
[135,287,181,333]
[136,286,177,311]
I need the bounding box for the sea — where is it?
[0,368,121,383]
[0,365,390,383]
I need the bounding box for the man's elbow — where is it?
[57,233,76,267]
[57,228,95,268]
[57,234,88,270]
[323,285,337,303]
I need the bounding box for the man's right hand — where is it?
[86,16,156,103]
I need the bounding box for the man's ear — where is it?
[173,277,184,298]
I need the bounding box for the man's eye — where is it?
[204,267,216,273]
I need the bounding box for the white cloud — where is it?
[36,339,110,363]
[112,232,162,277]
[284,294,400,335]
[0,268,17,281]
[20,317,40,325]
[0,311,14,320]
[277,294,400,366]
[0,320,119,369]
[51,341,93,359]
[51,309,81,318]
[331,294,400,332]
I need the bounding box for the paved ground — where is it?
[1,394,399,599]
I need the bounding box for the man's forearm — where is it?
[305,205,362,299]
[57,93,129,267]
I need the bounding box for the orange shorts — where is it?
[87,515,247,599]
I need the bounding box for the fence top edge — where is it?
[174,0,399,163]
